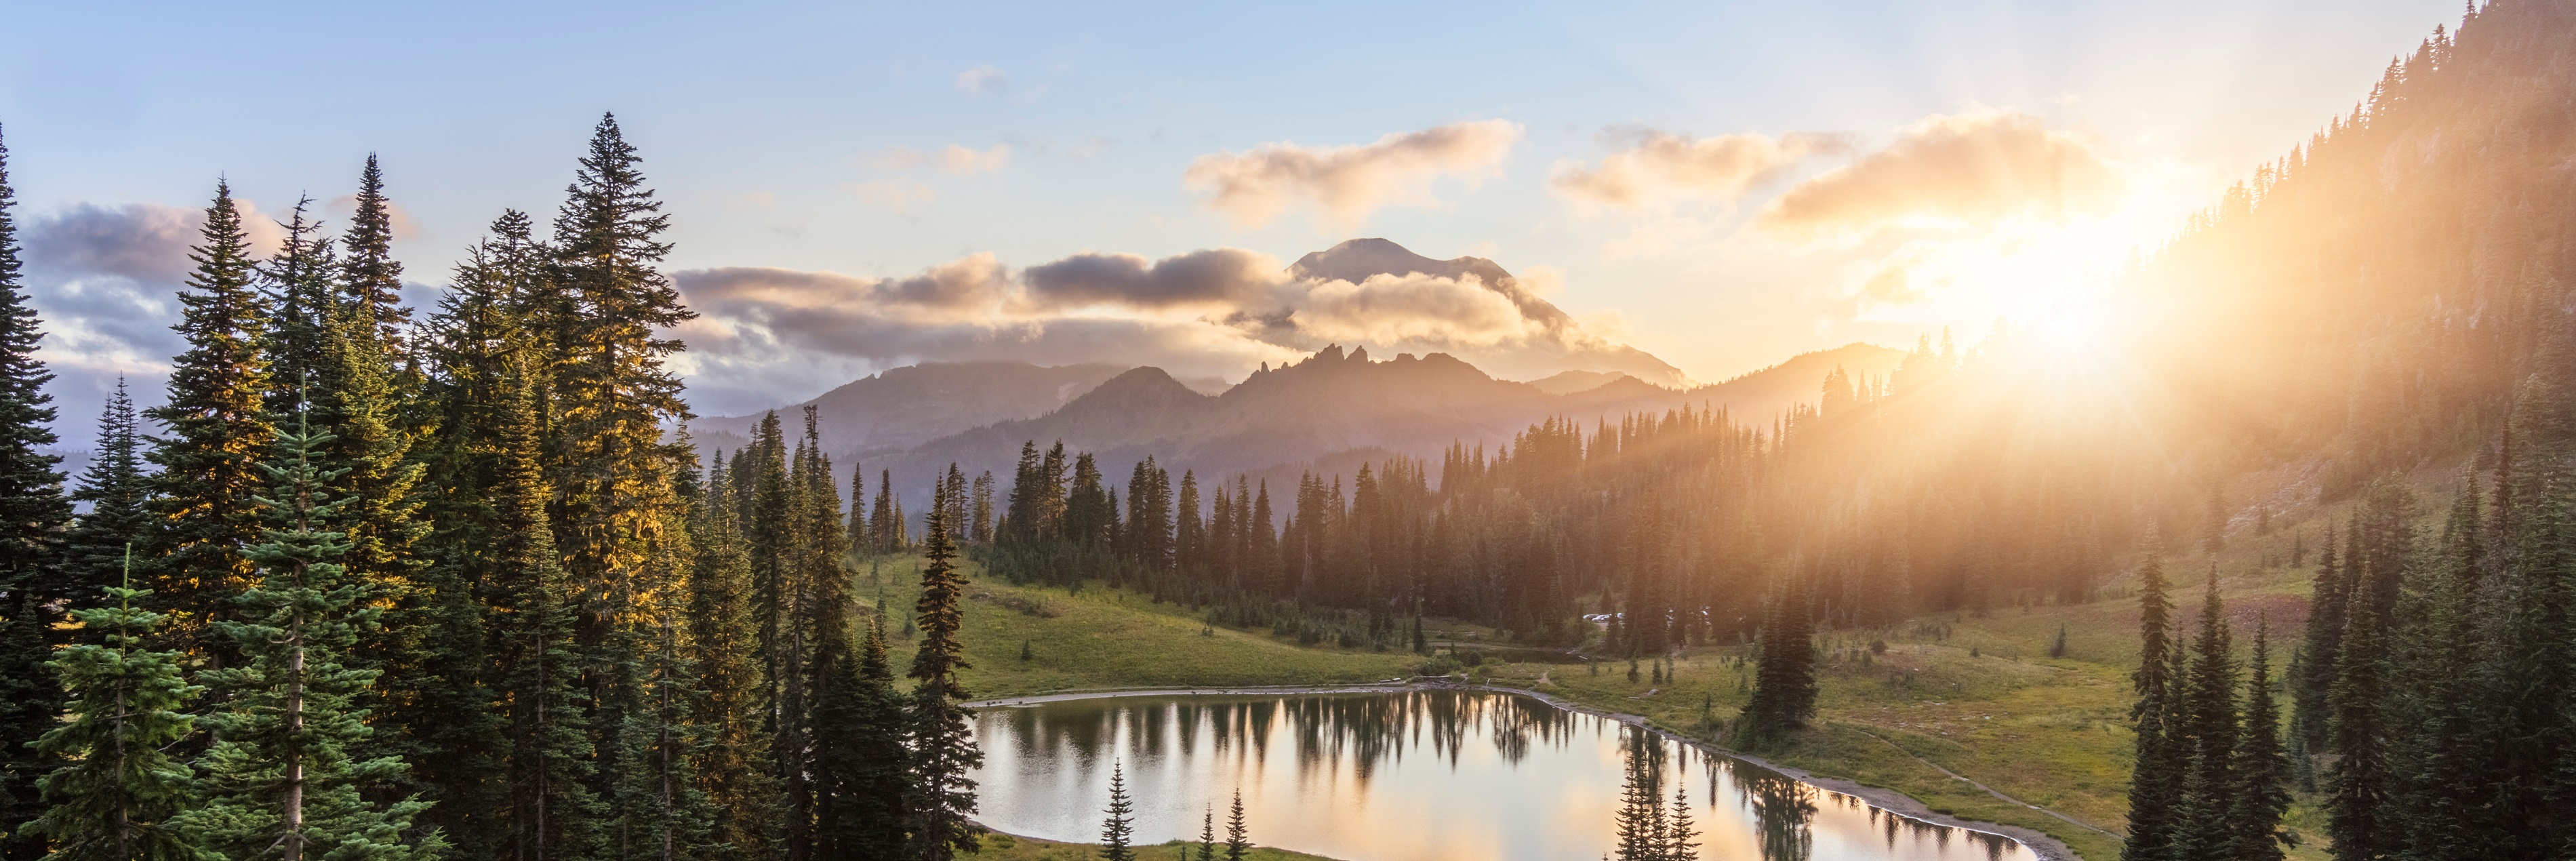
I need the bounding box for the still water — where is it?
[969,691,2030,861]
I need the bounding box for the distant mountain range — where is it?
[700,341,1901,510]
[1288,238,1690,388]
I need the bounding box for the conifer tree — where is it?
[1611,732,1663,861]
[490,370,605,861]
[2326,548,2390,861]
[260,196,337,423]
[1224,790,1247,861]
[177,418,443,861]
[146,180,275,657]
[60,380,151,609]
[1097,762,1134,861]
[1196,806,1216,861]
[0,142,65,847]
[906,466,980,861]
[2122,555,2181,861]
[2228,618,2289,861]
[339,155,410,351]
[687,453,780,861]
[2171,569,2237,861]
[2291,523,2341,763]
[26,570,202,861]
[810,615,906,861]
[1663,786,1699,861]
[1739,575,1815,742]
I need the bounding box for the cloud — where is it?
[847,180,935,212]
[938,144,1010,176]
[1551,130,1851,209]
[954,66,1007,96]
[1022,248,1287,311]
[675,241,1690,410]
[1291,273,1537,347]
[1756,108,2125,238]
[1182,120,1524,230]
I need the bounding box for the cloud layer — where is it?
[1757,108,2124,237]
[675,243,1681,412]
[1183,120,1523,230]
[1551,130,1851,208]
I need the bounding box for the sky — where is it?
[0,0,2463,443]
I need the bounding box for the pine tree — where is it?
[2326,546,2390,861]
[339,155,411,351]
[1611,731,1663,861]
[1224,790,1248,861]
[809,616,906,861]
[490,369,605,861]
[687,453,780,861]
[906,466,981,861]
[176,418,443,861]
[146,180,275,658]
[26,567,202,861]
[2171,569,2238,861]
[2228,618,2289,861]
[61,380,151,610]
[1739,575,1815,742]
[2292,524,2344,759]
[0,132,71,841]
[1663,786,1699,861]
[2122,555,2181,861]
[1196,805,1216,861]
[1097,761,1134,861]
[260,196,337,424]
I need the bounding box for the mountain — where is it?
[692,361,1129,459]
[1684,342,1907,421]
[1287,239,1692,388]
[1526,369,1631,395]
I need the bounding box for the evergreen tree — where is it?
[1663,786,1699,861]
[906,466,981,861]
[809,616,906,861]
[2228,618,2289,861]
[176,418,443,861]
[687,453,780,861]
[1739,575,1815,742]
[339,155,411,351]
[26,570,202,861]
[2291,523,2341,769]
[146,180,275,658]
[60,380,151,611]
[2122,555,2181,861]
[1097,762,1133,861]
[490,370,605,861]
[1611,731,1664,861]
[1224,790,1247,861]
[2326,545,2391,861]
[260,196,337,424]
[1196,806,1215,861]
[2171,569,2238,861]
[0,135,70,847]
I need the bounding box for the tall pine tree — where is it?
[26,574,202,861]
[907,466,980,861]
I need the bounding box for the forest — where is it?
[0,1,2572,860]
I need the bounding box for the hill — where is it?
[693,361,1128,458]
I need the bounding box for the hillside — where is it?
[693,361,1128,458]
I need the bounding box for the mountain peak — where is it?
[1288,238,1515,287]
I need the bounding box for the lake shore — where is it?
[963,679,2079,861]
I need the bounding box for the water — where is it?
[969,690,2031,861]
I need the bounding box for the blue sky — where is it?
[1,0,2461,435]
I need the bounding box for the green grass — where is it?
[855,549,2339,861]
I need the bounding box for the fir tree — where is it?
[339,155,410,351]
[1739,575,1815,742]
[1196,805,1216,861]
[687,453,780,861]
[2123,555,2181,861]
[176,418,443,861]
[1224,790,1247,861]
[2171,568,2238,861]
[60,379,151,611]
[2228,618,2289,861]
[259,196,337,424]
[490,370,605,861]
[1611,731,1664,861]
[146,180,275,658]
[2291,523,2342,765]
[906,466,981,861]
[26,568,202,861]
[1663,786,1699,861]
[1097,761,1134,861]
[0,140,68,848]
[809,616,906,861]
[2326,546,2390,861]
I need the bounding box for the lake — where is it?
[969,689,2032,861]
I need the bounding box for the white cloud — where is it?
[1550,130,1851,209]
[1182,120,1524,230]
[938,143,1011,176]
[1757,108,2126,239]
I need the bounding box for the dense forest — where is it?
[0,119,982,861]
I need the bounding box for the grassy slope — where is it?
[969,833,1335,861]
[858,551,2331,861]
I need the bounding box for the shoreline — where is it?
[963,679,2084,861]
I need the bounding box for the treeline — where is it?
[0,119,982,861]
[978,325,2143,654]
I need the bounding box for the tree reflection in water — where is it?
[971,692,2030,861]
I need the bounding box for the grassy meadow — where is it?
[860,536,2343,861]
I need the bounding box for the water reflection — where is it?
[969,692,2028,861]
